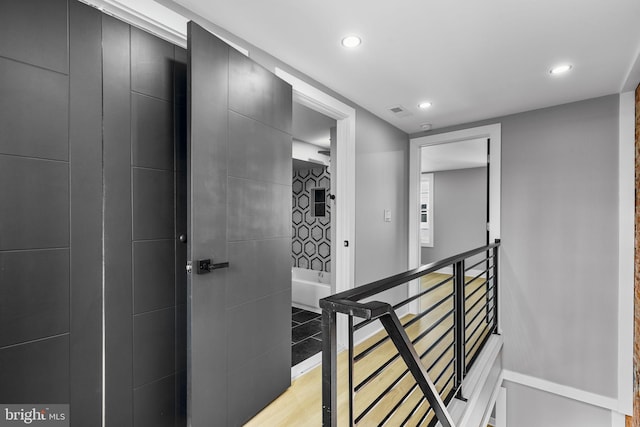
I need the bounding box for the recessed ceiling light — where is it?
[420,123,432,131]
[418,101,432,109]
[341,35,362,48]
[549,64,572,75]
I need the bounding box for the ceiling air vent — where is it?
[387,105,413,118]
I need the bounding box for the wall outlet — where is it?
[384,209,391,222]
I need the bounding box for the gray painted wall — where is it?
[355,108,409,304]
[420,167,487,265]
[412,94,620,399]
[504,381,612,427]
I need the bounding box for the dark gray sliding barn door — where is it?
[187,22,293,426]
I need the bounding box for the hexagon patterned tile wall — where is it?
[292,167,331,272]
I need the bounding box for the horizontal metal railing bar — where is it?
[465,254,494,272]
[355,326,455,422]
[401,395,426,426]
[354,367,411,423]
[464,276,493,301]
[322,242,500,304]
[354,295,453,363]
[354,350,402,393]
[465,298,492,331]
[416,406,433,426]
[354,275,455,332]
[392,275,455,314]
[354,323,453,394]
[464,267,490,286]
[465,314,492,347]
[354,276,454,331]
[378,311,456,427]
[354,310,453,362]
[465,323,494,370]
[433,355,455,386]
[377,380,419,426]
[427,342,455,371]
[465,287,491,317]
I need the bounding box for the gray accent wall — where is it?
[0,2,186,426]
[411,95,620,400]
[0,1,102,424]
[421,167,488,265]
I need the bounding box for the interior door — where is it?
[187,22,293,426]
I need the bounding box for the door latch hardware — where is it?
[196,258,230,274]
[186,261,193,274]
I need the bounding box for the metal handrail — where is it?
[326,241,500,303]
[320,240,500,427]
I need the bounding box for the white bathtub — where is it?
[292,267,331,312]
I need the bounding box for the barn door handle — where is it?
[196,258,229,274]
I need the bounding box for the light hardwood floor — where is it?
[244,273,492,426]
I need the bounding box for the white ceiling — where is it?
[292,102,335,148]
[421,138,487,172]
[161,0,640,134]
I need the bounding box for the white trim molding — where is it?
[502,370,620,412]
[617,91,634,416]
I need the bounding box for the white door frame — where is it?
[276,68,356,352]
[408,124,501,330]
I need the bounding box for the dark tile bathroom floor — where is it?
[291,307,322,366]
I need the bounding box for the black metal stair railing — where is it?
[320,240,500,426]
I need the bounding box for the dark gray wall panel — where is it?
[228,111,292,185]
[131,27,174,101]
[69,2,103,423]
[133,307,176,388]
[134,240,176,314]
[132,93,174,170]
[174,46,188,427]
[0,58,69,161]
[133,168,175,240]
[176,369,187,426]
[102,14,133,427]
[176,304,187,374]
[0,0,68,73]
[0,249,69,347]
[134,375,176,427]
[227,177,291,241]
[228,49,292,134]
[226,238,290,308]
[0,155,69,251]
[174,47,188,109]
[0,335,70,403]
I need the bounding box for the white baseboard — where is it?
[502,370,620,413]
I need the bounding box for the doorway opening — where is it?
[290,102,336,367]
[417,138,489,315]
[275,68,357,378]
[408,125,501,322]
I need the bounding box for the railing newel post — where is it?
[492,239,500,333]
[321,305,337,427]
[454,260,466,396]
